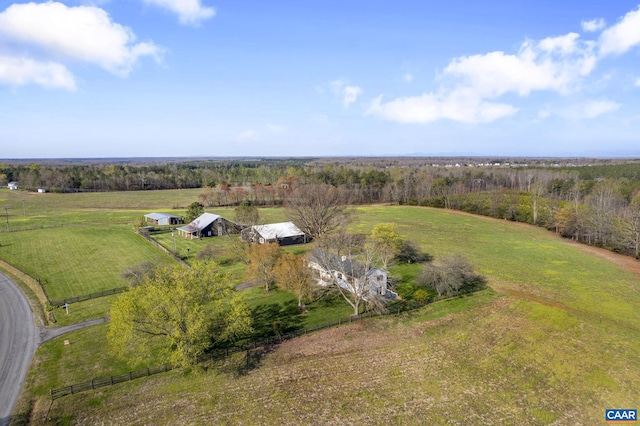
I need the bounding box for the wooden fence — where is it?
[48,309,404,400]
[49,289,485,400]
[49,287,128,307]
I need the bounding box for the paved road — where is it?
[0,272,40,426]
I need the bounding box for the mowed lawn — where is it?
[0,225,173,300]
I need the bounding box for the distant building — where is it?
[176,212,241,239]
[144,212,181,226]
[241,222,308,246]
[37,188,46,193]
[8,182,18,190]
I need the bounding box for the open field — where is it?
[40,289,640,425]
[0,226,174,301]
[5,192,637,424]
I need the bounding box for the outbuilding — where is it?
[176,212,241,239]
[144,212,181,226]
[8,182,18,190]
[241,222,307,246]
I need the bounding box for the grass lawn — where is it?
[0,226,174,301]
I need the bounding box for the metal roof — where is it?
[177,212,222,233]
[144,212,179,220]
[251,222,305,239]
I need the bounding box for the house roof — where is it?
[144,212,179,221]
[177,212,222,233]
[308,250,385,278]
[251,222,305,240]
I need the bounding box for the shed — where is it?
[144,212,181,226]
[37,188,46,193]
[8,182,18,190]
[177,212,242,239]
[241,222,307,246]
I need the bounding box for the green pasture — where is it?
[0,226,173,301]
[7,193,640,424]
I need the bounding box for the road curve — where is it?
[0,272,40,426]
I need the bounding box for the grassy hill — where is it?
[10,200,638,425]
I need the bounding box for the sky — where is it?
[1,1,640,159]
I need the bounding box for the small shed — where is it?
[241,222,307,246]
[8,182,18,190]
[177,212,242,239]
[144,212,181,226]
[37,188,46,193]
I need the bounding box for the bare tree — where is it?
[285,183,349,239]
[417,253,485,297]
[309,232,387,315]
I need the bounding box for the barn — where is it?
[241,222,308,246]
[177,212,242,239]
[144,212,182,226]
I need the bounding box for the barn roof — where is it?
[177,212,222,233]
[145,212,179,220]
[251,222,305,240]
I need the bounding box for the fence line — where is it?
[137,231,186,265]
[48,289,485,400]
[49,287,128,307]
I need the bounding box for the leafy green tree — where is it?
[369,223,403,269]
[185,201,204,223]
[108,261,252,368]
[274,252,313,309]
[245,243,282,291]
[234,201,259,226]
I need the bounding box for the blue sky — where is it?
[1,0,640,158]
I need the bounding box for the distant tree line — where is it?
[4,158,640,257]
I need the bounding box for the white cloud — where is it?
[445,33,596,98]
[342,85,363,108]
[370,32,595,124]
[561,100,621,120]
[581,18,606,32]
[0,55,76,90]
[142,0,215,26]
[367,89,518,124]
[237,130,257,141]
[599,6,640,56]
[635,77,640,88]
[329,79,363,108]
[0,2,162,76]
[403,73,413,83]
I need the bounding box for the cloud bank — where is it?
[369,5,640,124]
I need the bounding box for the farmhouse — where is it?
[177,212,242,239]
[241,222,308,246]
[8,181,18,190]
[307,250,396,300]
[144,212,181,226]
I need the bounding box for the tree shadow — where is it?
[249,299,304,341]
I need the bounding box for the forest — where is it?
[2,157,640,258]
